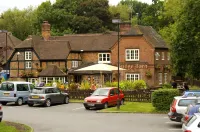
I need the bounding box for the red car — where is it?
[83,87,124,110]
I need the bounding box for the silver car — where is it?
[27,87,69,107]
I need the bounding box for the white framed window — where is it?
[162,52,165,60]
[25,51,32,60]
[98,53,111,63]
[164,73,167,84]
[126,49,139,61]
[25,61,32,69]
[155,52,160,60]
[126,73,140,81]
[72,61,78,68]
[158,73,162,84]
[47,77,53,83]
[168,53,170,60]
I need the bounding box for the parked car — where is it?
[0,104,2,122]
[27,87,69,107]
[168,96,199,122]
[182,104,200,124]
[182,113,200,132]
[0,81,35,106]
[83,87,124,110]
[182,90,200,97]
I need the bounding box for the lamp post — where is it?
[17,52,20,77]
[112,17,121,110]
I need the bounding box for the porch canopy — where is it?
[75,63,125,72]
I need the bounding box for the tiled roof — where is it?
[38,65,67,77]
[50,34,118,51]
[122,25,168,49]
[15,35,70,60]
[0,32,22,63]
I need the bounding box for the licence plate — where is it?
[4,93,10,96]
[32,96,39,99]
[88,103,95,106]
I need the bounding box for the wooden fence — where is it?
[64,89,156,102]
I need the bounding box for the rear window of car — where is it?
[32,88,45,94]
[0,83,14,91]
[178,99,197,106]
[185,115,197,127]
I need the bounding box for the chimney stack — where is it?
[120,22,132,35]
[42,21,51,41]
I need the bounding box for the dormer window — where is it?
[155,52,160,60]
[98,53,111,63]
[126,49,139,61]
[25,51,32,60]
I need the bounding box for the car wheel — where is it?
[16,98,23,106]
[0,118,2,122]
[44,99,51,107]
[64,96,69,104]
[104,102,108,109]
[85,107,90,110]
[120,99,124,105]
[28,103,34,107]
[1,102,7,105]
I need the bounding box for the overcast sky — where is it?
[0,0,152,14]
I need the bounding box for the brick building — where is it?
[7,21,170,87]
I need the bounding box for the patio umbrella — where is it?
[75,63,126,86]
[75,63,125,72]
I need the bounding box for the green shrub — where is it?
[190,85,200,90]
[132,80,146,90]
[161,83,173,89]
[69,83,78,90]
[80,81,90,89]
[152,89,179,111]
[45,83,52,87]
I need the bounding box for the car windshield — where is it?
[185,115,197,127]
[32,88,45,94]
[91,89,109,96]
[0,83,14,91]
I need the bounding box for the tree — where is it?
[0,7,37,40]
[171,0,200,79]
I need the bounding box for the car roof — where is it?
[194,113,200,117]
[185,90,200,92]
[97,87,117,90]
[35,87,57,89]
[174,96,200,100]
[2,81,32,84]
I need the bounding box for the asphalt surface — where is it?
[2,103,182,132]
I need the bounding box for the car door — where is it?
[52,88,63,103]
[108,89,115,106]
[45,88,56,104]
[16,84,30,102]
[113,88,119,105]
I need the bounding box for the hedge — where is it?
[152,89,180,111]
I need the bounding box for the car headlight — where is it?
[96,100,102,103]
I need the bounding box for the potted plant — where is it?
[26,72,34,77]
[20,71,27,78]
[37,67,43,72]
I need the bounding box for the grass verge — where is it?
[99,102,167,114]
[0,121,32,132]
[70,99,83,103]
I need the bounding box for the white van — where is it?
[0,81,35,106]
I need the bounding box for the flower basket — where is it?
[26,72,34,77]
[37,67,43,72]
[145,70,152,78]
[164,65,171,70]
[155,64,161,69]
